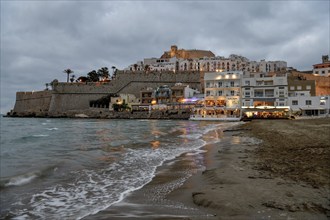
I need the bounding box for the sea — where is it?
[0,116,242,219]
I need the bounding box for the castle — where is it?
[160,45,215,59]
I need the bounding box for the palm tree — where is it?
[63,69,74,83]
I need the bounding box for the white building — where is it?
[109,94,140,111]
[126,54,287,73]
[241,72,290,119]
[288,96,330,116]
[195,70,243,118]
[313,55,330,77]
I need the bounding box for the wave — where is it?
[5,120,242,219]
[47,128,58,131]
[0,166,57,189]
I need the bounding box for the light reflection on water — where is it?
[1,117,242,219]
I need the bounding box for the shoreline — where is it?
[84,118,330,219]
[83,122,238,220]
[170,118,330,219]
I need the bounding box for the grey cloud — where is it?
[1,1,329,113]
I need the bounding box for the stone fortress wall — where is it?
[12,91,53,116]
[11,71,202,117]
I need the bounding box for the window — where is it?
[206,82,210,88]
[297,86,302,90]
[279,86,285,89]
[218,82,223,87]
[218,90,223,96]
[245,92,250,97]
[230,81,235,87]
[292,100,298,105]
[306,100,312,105]
[245,80,250,86]
[255,91,263,97]
[230,90,235,96]
[306,85,311,90]
[290,86,295,90]
[206,91,211,96]
[245,88,250,90]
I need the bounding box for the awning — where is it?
[299,107,325,110]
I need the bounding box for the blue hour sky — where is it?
[1,0,329,113]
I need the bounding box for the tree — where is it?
[87,70,99,82]
[50,79,59,90]
[97,67,109,81]
[70,74,75,83]
[134,64,138,71]
[45,83,49,90]
[144,64,150,72]
[63,69,74,83]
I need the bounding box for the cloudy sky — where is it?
[1,0,329,113]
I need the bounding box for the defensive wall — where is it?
[11,71,202,117]
[9,70,330,118]
[12,91,53,116]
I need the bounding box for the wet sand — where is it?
[171,118,330,220]
[86,118,330,219]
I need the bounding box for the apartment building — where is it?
[170,83,200,104]
[313,55,330,77]
[199,70,242,118]
[287,74,316,97]
[125,46,287,73]
[241,72,290,118]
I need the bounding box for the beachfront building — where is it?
[191,71,243,119]
[241,72,290,119]
[313,55,330,77]
[109,94,140,111]
[170,83,200,104]
[288,95,330,116]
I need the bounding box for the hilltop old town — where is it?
[7,45,330,120]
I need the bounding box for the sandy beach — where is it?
[85,118,330,219]
[170,118,330,220]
